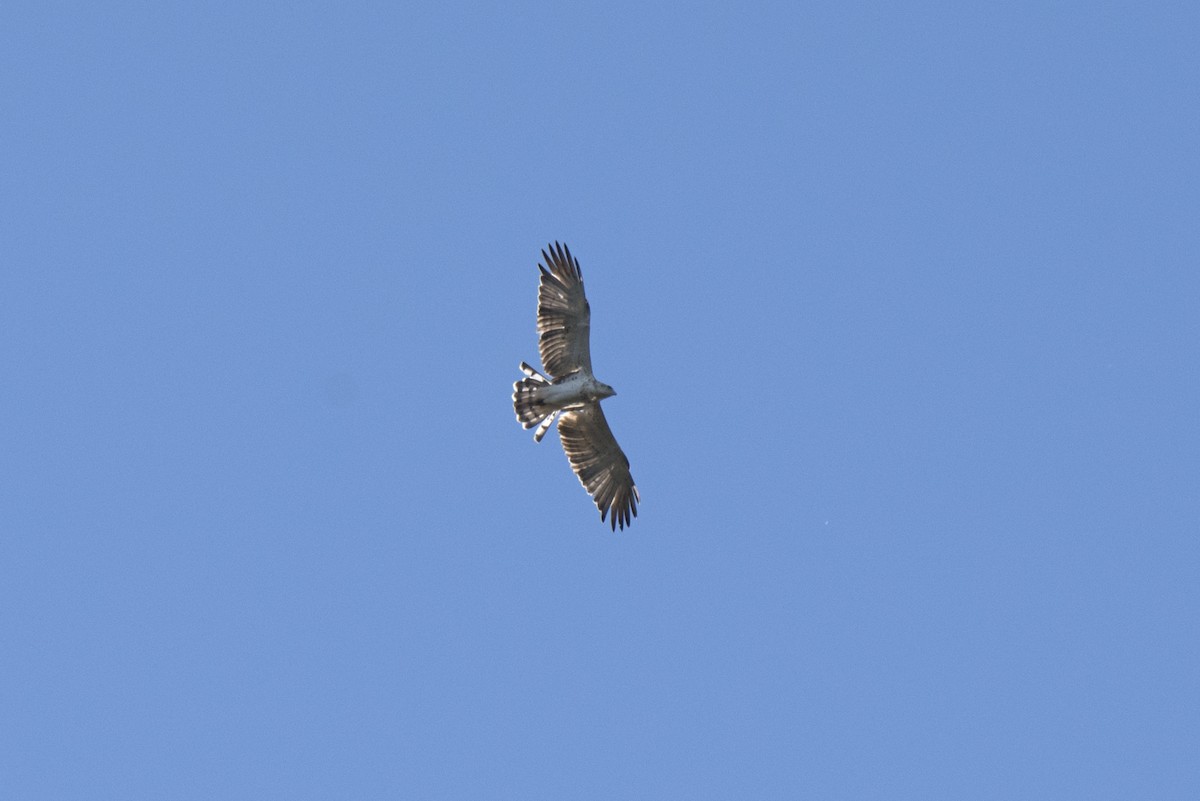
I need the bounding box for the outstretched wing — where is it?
[557,404,639,531]
[537,242,591,378]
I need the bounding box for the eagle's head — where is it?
[597,382,616,400]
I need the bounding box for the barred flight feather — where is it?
[536,242,592,379]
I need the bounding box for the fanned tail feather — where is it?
[512,362,558,441]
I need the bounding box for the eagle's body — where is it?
[531,369,612,411]
[512,243,639,531]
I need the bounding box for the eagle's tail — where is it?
[513,362,558,442]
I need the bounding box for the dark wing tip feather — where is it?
[544,241,582,279]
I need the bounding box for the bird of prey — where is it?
[512,242,639,531]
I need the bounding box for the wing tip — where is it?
[600,488,639,532]
[541,241,582,279]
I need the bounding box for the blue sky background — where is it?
[2,1,1197,798]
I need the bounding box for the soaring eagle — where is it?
[512,242,639,531]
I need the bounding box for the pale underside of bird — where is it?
[512,242,639,531]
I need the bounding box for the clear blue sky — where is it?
[3,2,1197,798]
